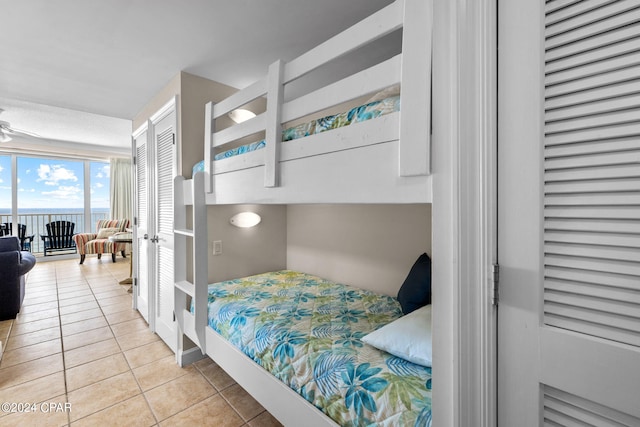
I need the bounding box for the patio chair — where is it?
[2,223,34,252]
[41,220,77,256]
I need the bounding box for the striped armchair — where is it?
[73,219,130,264]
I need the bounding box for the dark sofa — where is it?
[0,236,36,320]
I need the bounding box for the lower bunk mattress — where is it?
[201,270,432,426]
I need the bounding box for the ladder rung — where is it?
[174,228,194,237]
[175,280,195,297]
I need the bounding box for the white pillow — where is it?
[96,227,119,239]
[362,304,432,367]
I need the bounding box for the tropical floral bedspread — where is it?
[192,95,401,174]
[204,270,432,427]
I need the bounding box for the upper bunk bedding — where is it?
[192,95,401,175]
[200,270,432,426]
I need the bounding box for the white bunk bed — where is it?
[174,0,433,425]
[184,0,432,205]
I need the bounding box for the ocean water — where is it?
[0,208,109,215]
[0,208,110,253]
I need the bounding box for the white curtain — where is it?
[110,157,132,221]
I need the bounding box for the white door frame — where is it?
[132,122,152,325]
[496,1,544,423]
[431,0,497,425]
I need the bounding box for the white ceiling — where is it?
[0,0,396,154]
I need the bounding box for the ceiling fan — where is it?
[0,109,41,142]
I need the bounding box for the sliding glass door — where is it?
[0,155,11,237]
[0,152,110,254]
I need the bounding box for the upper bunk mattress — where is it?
[192,95,401,175]
[202,270,432,426]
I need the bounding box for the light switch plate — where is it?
[213,240,223,255]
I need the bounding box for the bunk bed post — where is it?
[191,171,208,350]
[204,101,215,193]
[399,0,433,176]
[173,175,189,365]
[265,60,284,188]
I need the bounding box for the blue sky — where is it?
[0,155,110,210]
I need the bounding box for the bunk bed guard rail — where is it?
[203,0,433,194]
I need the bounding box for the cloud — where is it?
[94,182,103,188]
[95,164,110,179]
[41,185,82,199]
[37,164,78,186]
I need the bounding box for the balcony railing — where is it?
[0,212,109,255]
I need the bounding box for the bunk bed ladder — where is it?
[174,172,208,366]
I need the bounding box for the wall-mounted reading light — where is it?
[228,109,256,124]
[230,212,261,228]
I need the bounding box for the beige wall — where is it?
[133,71,265,177]
[207,204,287,283]
[132,74,180,131]
[179,72,239,177]
[286,204,432,296]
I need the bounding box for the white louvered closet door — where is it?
[499,0,640,424]
[133,127,150,323]
[152,107,177,352]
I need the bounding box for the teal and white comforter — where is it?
[204,270,432,426]
[192,96,401,176]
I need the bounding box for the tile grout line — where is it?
[98,266,162,427]
[82,263,170,425]
[0,319,14,363]
[66,263,141,426]
[191,361,261,425]
[54,261,73,427]
[55,261,130,425]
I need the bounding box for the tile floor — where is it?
[0,257,283,427]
